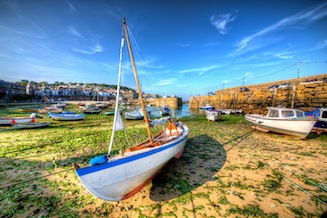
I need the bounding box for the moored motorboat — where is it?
[206,110,221,121]
[199,104,214,110]
[245,107,316,139]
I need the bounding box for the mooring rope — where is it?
[0,168,73,189]
[245,137,327,206]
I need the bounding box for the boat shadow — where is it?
[150,134,226,201]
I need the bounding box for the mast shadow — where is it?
[150,134,226,201]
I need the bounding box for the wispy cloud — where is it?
[179,65,222,75]
[210,12,237,35]
[274,51,296,59]
[312,39,327,50]
[68,1,78,13]
[177,43,191,47]
[68,26,82,37]
[73,44,103,54]
[231,2,327,56]
[155,78,177,86]
[244,72,254,78]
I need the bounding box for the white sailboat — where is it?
[245,107,316,139]
[74,18,189,201]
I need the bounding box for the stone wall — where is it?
[189,74,327,114]
[149,97,182,109]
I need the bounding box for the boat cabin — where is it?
[266,107,305,119]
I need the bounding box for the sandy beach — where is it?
[0,108,326,217]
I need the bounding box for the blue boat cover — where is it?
[90,154,108,165]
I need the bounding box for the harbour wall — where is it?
[189,74,327,114]
[64,97,182,108]
[148,97,182,108]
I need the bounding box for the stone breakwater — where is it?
[149,97,182,109]
[189,74,327,114]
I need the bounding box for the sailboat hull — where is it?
[76,124,189,201]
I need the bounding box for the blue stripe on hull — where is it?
[76,133,188,176]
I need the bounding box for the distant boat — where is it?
[83,108,102,114]
[45,103,66,110]
[0,113,36,125]
[37,108,63,114]
[74,18,189,201]
[221,109,243,115]
[221,109,231,114]
[104,111,115,116]
[50,113,86,121]
[13,122,51,129]
[124,111,144,120]
[206,110,221,121]
[160,106,171,116]
[48,111,76,118]
[245,107,316,139]
[199,104,214,110]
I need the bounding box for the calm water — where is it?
[169,103,201,118]
[128,104,200,118]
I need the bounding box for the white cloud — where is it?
[274,51,295,59]
[312,39,327,50]
[73,44,103,54]
[155,78,177,86]
[210,13,237,35]
[179,65,222,75]
[231,2,327,56]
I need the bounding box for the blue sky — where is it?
[0,0,327,100]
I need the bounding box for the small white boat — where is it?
[37,108,63,114]
[0,113,36,125]
[221,109,231,114]
[245,107,316,139]
[45,103,66,110]
[74,18,189,201]
[13,122,51,129]
[124,111,144,120]
[199,104,214,110]
[125,107,151,120]
[206,110,221,121]
[51,113,86,121]
[83,108,101,114]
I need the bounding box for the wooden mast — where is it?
[123,17,153,145]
